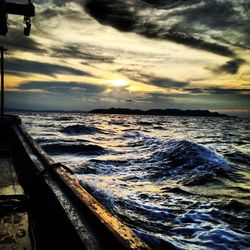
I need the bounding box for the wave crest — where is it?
[60,124,102,135]
[42,143,106,155]
[146,140,230,182]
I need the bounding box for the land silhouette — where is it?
[89,108,229,117]
[6,107,230,117]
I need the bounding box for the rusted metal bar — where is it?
[5,2,35,17]
[0,1,35,36]
[1,47,7,119]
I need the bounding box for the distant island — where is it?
[6,107,230,117]
[89,108,229,117]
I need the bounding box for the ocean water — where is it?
[19,112,250,249]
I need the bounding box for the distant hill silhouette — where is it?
[6,107,230,117]
[89,108,229,117]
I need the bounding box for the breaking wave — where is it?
[144,140,230,183]
[60,124,103,135]
[42,143,106,155]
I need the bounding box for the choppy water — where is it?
[19,112,250,249]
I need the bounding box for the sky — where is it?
[1,0,250,117]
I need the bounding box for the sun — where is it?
[108,79,128,87]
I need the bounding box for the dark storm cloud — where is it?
[84,0,136,32]
[38,3,91,20]
[51,44,115,63]
[206,88,250,96]
[149,77,189,88]
[83,0,249,57]
[170,0,249,36]
[186,87,250,97]
[18,81,106,93]
[116,69,190,89]
[138,88,250,109]
[0,31,44,53]
[214,58,246,74]
[140,0,202,8]
[185,88,204,94]
[40,8,58,19]
[140,26,235,57]
[5,58,90,77]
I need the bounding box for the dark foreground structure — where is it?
[0,115,150,249]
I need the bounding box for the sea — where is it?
[19,112,250,250]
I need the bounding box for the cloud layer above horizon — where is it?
[1,0,250,116]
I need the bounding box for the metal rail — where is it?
[0,47,7,119]
[5,2,35,16]
[0,0,35,36]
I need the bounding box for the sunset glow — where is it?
[0,0,249,117]
[108,79,129,87]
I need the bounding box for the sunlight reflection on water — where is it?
[19,112,250,250]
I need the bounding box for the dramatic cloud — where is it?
[185,88,204,94]
[5,58,90,77]
[17,81,106,93]
[148,77,189,89]
[213,58,246,74]
[51,44,115,63]
[205,88,250,96]
[0,31,44,53]
[140,0,202,8]
[115,69,190,89]
[186,87,250,97]
[85,0,136,32]
[83,0,249,56]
